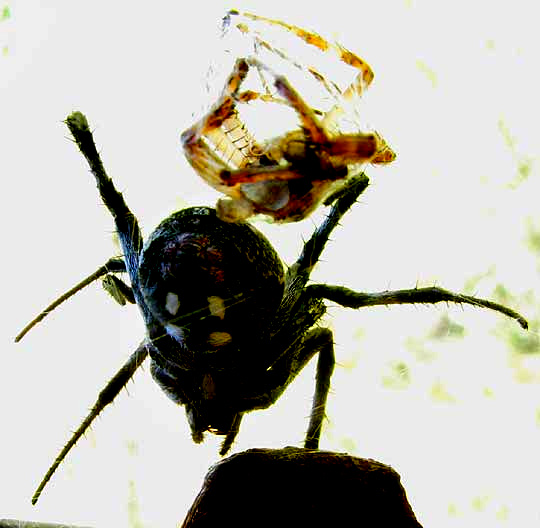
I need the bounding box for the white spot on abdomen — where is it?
[165,292,180,315]
[207,296,226,320]
[207,331,232,347]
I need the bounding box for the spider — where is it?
[16,112,527,504]
[181,10,396,223]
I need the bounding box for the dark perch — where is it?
[182,447,423,527]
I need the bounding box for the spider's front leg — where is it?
[65,112,154,326]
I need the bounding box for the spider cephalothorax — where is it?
[16,113,526,505]
[181,10,396,223]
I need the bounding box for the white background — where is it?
[1,1,539,526]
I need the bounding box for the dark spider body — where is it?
[116,195,340,452]
[139,207,286,440]
[16,112,527,504]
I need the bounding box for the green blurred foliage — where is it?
[471,494,490,512]
[381,361,411,390]
[463,268,495,296]
[128,480,145,528]
[415,59,437,88]
[405,336,438,363]
[428,313,466,340]
[498,118,535,188]
[1,5,10,21]
[430,381,456,403]
[1,4,10,56]
[525,217,540,256]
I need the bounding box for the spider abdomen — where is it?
[138,207,284,367]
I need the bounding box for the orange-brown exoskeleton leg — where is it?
[227,10,375,99]
[181,59,264,187]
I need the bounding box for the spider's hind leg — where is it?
[245,327,335,450]
[304,328,335,449]
[219,413,244,456]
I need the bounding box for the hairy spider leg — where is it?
[65,114,155,325]
[289,175,527,330]
[14,257,126,342]
[304,328,335,448]
[67,113,191,380]
[212,302,342,457]
[31,342,149,504]
[261,327,336,450]
[102,274,136,305]
[305,284,529,330]
[25,113,166,505]
[219,412,244,456]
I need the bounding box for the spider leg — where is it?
[65,112,154,327]
[307,284,529,330]
[304,328,335,449]
[32,341,150,504]
[14,257,125,342]
[219,412,244,456]
[238,327,334,448]
[102,274,136,306]
[290,173,370,282]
